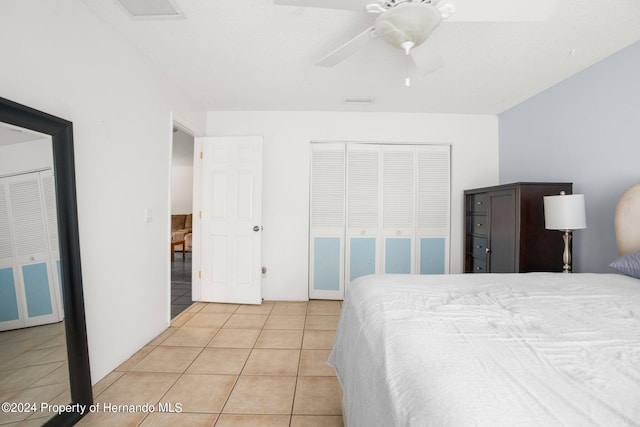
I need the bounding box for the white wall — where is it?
[499,40,640,273]
[0,0,206,382]
[171,129,194,214]
[207,111,498,301]
[171,166,194,214]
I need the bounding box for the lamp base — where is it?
[562,230,572,273]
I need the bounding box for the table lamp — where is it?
[543,191,587,273]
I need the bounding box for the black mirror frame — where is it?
[0,97,92,426]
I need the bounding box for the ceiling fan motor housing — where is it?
[374,2,442,51]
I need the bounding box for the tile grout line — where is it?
[288,308,307,427]
[217,306,265,422]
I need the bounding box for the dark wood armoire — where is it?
[464,182,572,273]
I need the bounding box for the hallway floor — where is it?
[78,300,344,426]
[171,251,192,319]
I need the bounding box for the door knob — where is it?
[253,225,262,232]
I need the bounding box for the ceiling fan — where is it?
[275,0,558,84]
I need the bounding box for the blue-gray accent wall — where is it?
[499,41,640,273]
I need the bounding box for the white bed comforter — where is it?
[328,273,640,427]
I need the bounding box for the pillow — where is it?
[609,251,640,279]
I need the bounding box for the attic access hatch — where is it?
[116,0,184,18]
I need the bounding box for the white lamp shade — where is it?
[544,193,587,230]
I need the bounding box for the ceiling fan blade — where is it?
[439,0,558,22]
[274,0,374,12]
[409,41,444,76]
[315,27,375,67]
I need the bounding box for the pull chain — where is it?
[401,41,414,87]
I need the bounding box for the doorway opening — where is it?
[170,124,195,318]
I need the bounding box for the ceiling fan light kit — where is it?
[374,2,441,53]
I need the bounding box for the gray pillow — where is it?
[609,251,640,279]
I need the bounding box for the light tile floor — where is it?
[78,300,344,427]
[0,321,70,426]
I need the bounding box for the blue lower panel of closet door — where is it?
[23,263,53,317]
[350,238,376,281]
[0,267,19,322]
[56,260,62,294]
[420,238,445,274]
[385,238,411,274]
[313,237,341,291]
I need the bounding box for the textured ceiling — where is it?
[0,123,48,147]
[80,0,640,114]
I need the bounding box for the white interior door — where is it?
[194,136,263,304]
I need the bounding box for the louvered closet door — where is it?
[40,169,63,316]
[382,146,416,274]
[0,179,20,329]
[346,144,379,282]
[416,145,450,274]
[309,144,345,299]
[0,172,61,331]
[310,143,450,299]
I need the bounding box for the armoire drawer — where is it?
[469,215,487,236]
[468,194,488,214]
[471,257,487,273]
[471,236,488,258]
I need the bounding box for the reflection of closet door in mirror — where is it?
[0,171,63,331]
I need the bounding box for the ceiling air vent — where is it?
[116,0,183,18]
[344,98,374,105]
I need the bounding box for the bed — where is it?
[328,184,640,427]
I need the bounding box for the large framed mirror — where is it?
[0,97,92,426]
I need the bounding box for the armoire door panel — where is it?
[488,192,516,273]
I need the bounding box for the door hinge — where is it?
[200,151,203,159]
[199,211,202,219]
[198,270,202,279]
